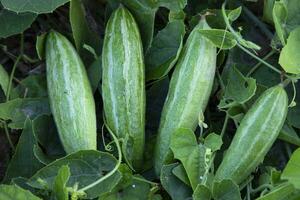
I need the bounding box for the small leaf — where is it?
[0,64,9,96]
[281,148,300,189]
[228,7,242,22]
[272,0,288,45]
[172,164,190,186]
[198,29,237,50]
[212,180,241,200]
[156,0,187,11]
[3,118,44,182]
[263,0,275,24]
[36,33,47,60]
[170,128,206,190]
[219,66,256,109]
[0,0,70,14]
[53,165,70,200]
[0,184,41,200]
[193,184,211,200]
[278,124,300,146]
[146,19,185,81]
[0,9,36,38]
[28,150,122,199]
[279,27,300,74]
[12,75,48,98]
[160,163,192,200]
[87,56,102,93]
[204,133,223,152]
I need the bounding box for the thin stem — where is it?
[250,184,273,194]
[3,122,15,152]
[6,34,24,101]
[220,114,229,138]
[216,70,226,91]
[77,122,122,193]
[132,176,158,186]
[246,50,276,77]
[288,80,297,107]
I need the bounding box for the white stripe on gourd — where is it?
[102,6,145,169]
[46,31,97,153]
[154,18,217,175]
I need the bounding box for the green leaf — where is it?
[11,75,48,98]
[272,0,288,45]
[0,9,36,38]
[0,0,70,14]
[3,118,44,182]
[0,98,51,129]
[286,0,300,33]
[0,64,9,96]
[281,148,300,189]
[156,0,187,11]
[100,175,151,200]
[172,164,190,186]
[36,33,47,60]
[278,124,300,146]
[53,165,70,200]
[160,163,192,200]
[263,0,275,24]
[228,7,242,22]
[193,184,211,200]
[256,182,295,200]
[212,180,241,200]
[28,150,122,199]
[219,66,257,109]
[198,29,237,50]
[204,133,223,152]
[279,27,300,74]
[33,115,65,162]
[170,128,206,190]
[0,184,41,200]
[145,19,185,81]
[87,56,102,93]
[70,0,101,65]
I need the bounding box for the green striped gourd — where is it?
[46,31,97,153]
[102,6,145,169]
[215,85,288,184]
[154,18,217,175]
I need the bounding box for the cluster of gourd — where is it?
[46,5,288,187]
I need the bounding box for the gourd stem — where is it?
[77,122,122,193]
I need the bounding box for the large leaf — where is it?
[281,148,300,189]
[145,19,185,81]
[0,9,36,38]
[0,185,41,200]
[100,175,151,200]
[160,163,192,200]
[286,0,300,33]
[3,118,44,182]
[212,180,241,200]
[0,64,9,96]
[0,98,50,129]
[256,182,295,200]
[28,150,122,199]
[11,75,48,98]
[170,128,207,190]
[193,184,211,200]
[0,0,70,14]
[279,27,300,74]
